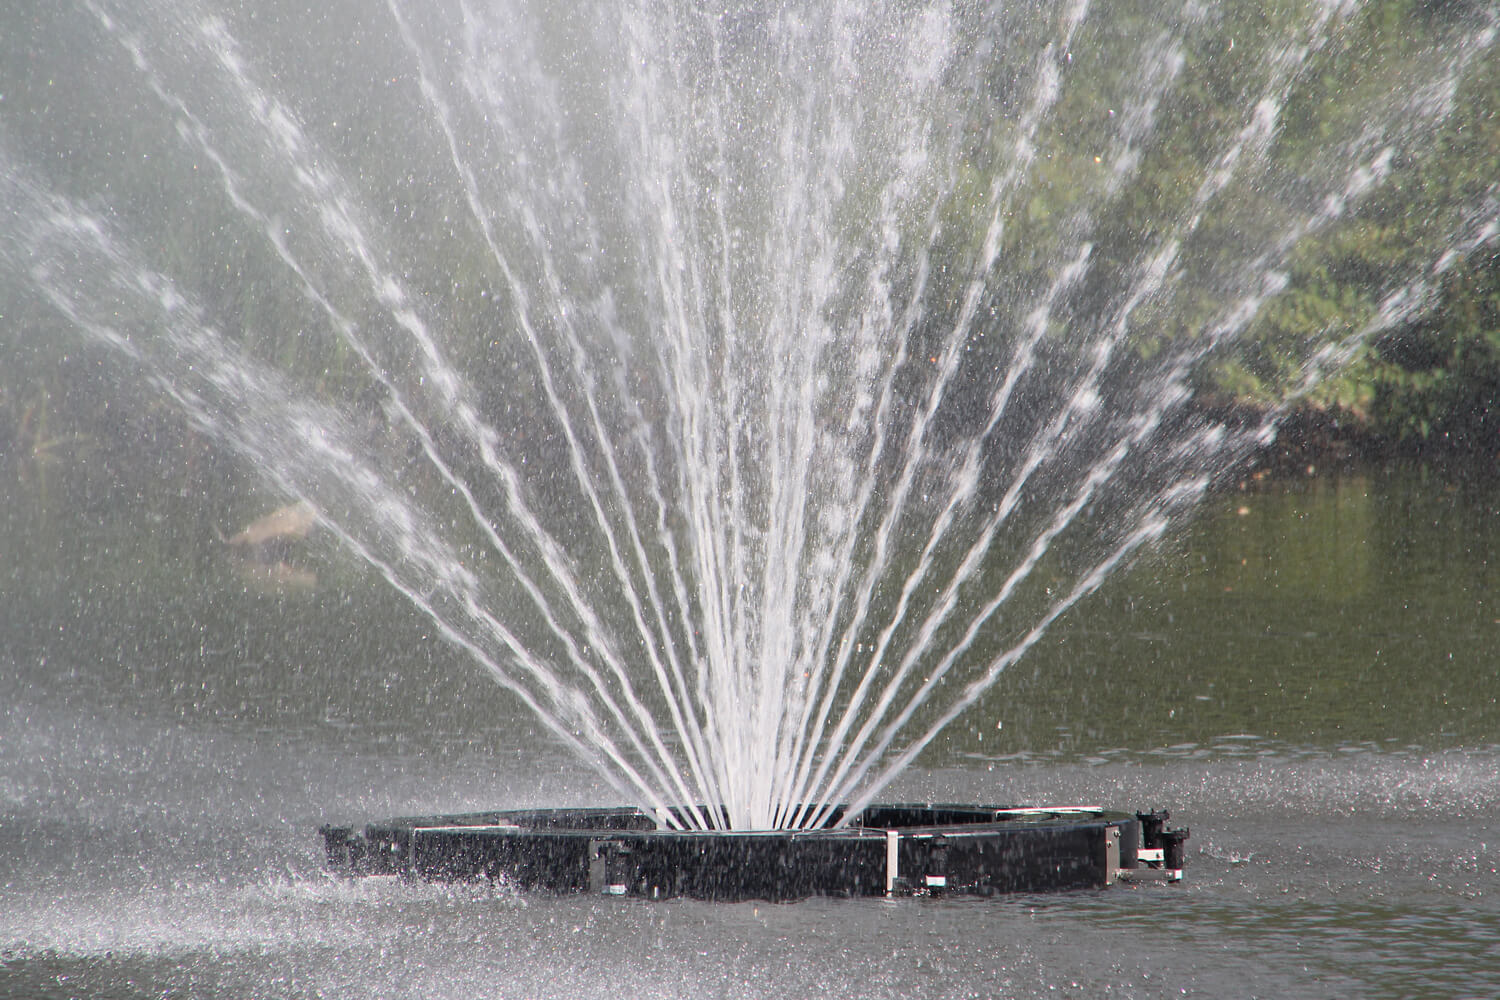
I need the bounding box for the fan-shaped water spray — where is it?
[3,0,1497,830]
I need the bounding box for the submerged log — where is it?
[225,500,319,548]
[223,500,320,592]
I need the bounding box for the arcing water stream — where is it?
[3,0,1498,830]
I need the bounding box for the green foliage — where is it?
[1362,254,1500,448]
[8,0,1500,479]
[1178,1,1500,455]
[930,0,1499,466]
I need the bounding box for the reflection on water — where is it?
[967,460,1500,759]
[5,459,1497,763]
[2,461,1498,998]
[1,713,1495,1000]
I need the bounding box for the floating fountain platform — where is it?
[319,804,1187,901]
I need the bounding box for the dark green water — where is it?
[6,456,1495,762]
[2,458,1497,999]
[971,459,1500,759]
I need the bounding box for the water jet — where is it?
[3,0,1496,933]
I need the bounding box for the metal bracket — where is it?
[1103,825,1122,883]
[589,838,630,895]
[885,830,900,895]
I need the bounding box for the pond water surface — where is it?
[2,459,1496,999]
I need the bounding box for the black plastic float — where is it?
[319,804,1188,901]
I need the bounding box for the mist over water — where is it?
[3,0,1499,829]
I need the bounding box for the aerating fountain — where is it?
[320,804,1189,900]
[3,0,1496,914]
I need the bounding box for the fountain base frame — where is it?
[319,804,1185,901]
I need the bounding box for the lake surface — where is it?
[2,459,1497,999]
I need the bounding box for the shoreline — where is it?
[1198,400,1500,482]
